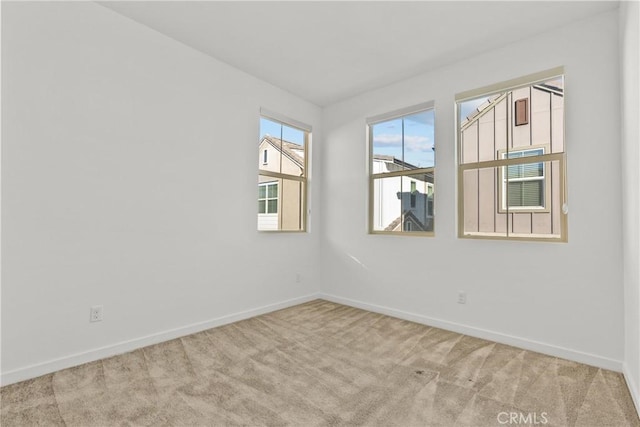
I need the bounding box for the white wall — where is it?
[321,10,624,369]
[1,2,321,383]
[620,0,640,412]
[1,1,636,400]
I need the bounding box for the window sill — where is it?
[460,231,565,242]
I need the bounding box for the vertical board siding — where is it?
[461,85,562,237]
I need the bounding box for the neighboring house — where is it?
[372,155,434,232]
[258,135,305,230]
[460,80,564,237]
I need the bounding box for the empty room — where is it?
[2,1,639,426]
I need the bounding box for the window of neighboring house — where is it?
[410,181,417,208]
[514,98,529,126]
[456,67,567,241]
[499,147,547,211]
[367,101,435,235]
[258,182,278,214]
[258,110,310,231]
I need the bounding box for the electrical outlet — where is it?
[457,291,467,304]
[90,305,103,322]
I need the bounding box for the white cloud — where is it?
[405,135,432,152]
[373,134,432,151]
[373,134,402,146]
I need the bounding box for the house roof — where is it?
[460,93,505,130]
[460,83,564,130]
[372,154,420,170]
[384,210,427,232]
[261,135,305,168]
[373,155,434,183]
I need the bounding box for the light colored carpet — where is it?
[1,299,639,426]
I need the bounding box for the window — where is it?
[499,147,548,211]
[514,98,529,126]
[258,110,310,231]
[258,182,278,214]
[410,181,417,208]
[456,68,567,241]
[368,102,435,235]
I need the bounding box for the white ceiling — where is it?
[100,1,617,107]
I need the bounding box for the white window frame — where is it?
[498,146,551,213]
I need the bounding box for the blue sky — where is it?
[260,117,304,145]
[372,109,435,168]
[459,96,490,121]
[261,101,486,169]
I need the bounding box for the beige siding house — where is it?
[461,80,564,238]
[258,136,305,230]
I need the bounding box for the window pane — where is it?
[522,162,543,178]
[533,77,564,154]
[372,175,433,233]
[507,180,543,207]
[259,119,306,176]
[282,125,305,149]
[280,124,305,177]
[258,177,279,230]
[267,183,278,198]
[459,95,498,164]
[506,163,543,180]
[505,161,546,210]
[280,139,305,176]
[507,164,522,179]
[402,173,434,232]
[371,117,404,173]
[506,151,524,159]
[258,175,305,231]
[260,117,282,140]
[461,162,562,238]
[462,167,508,238]
[267,199,278,214]
[506,160,561,237]
[523,149,544,157]
[372,176,401,231]
[403,110,435,169]
[259,117,282,173]
[280,178,305,231]
[371,110,434,173]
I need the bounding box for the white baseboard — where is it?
[623,362,640,419]
[319,293,623,372]
[3,292,628,391]
[1,293,321,387]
